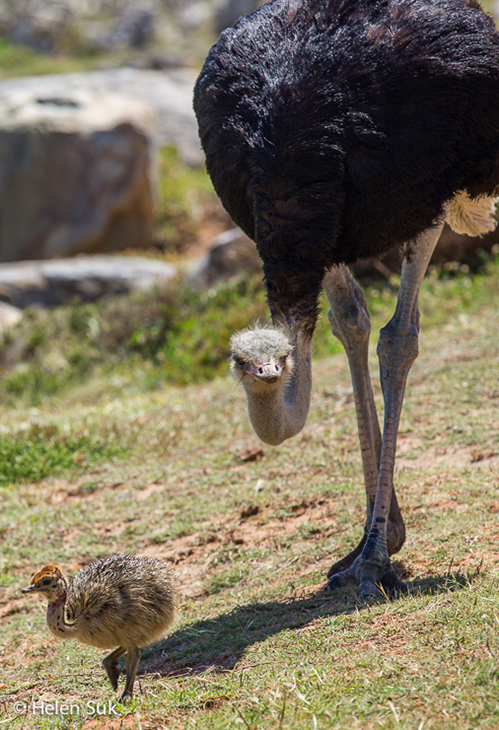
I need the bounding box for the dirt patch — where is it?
[51,477,128,505]
[82,719,137,730]
[0,596,24,619]
[396,441,498,472]
[140,496,339,600]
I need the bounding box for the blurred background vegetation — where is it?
[0,0,495,80]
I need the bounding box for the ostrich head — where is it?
[231,325,294,388]
[230,324,311,446]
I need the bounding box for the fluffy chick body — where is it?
[23,555,177,698]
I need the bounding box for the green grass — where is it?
[0,421,124,486]
[1,259,499,728]
[0,37,111,79]
[157,146,223,252]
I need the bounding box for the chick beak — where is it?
[21,584,36,593]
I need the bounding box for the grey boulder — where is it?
[0,255,177,308]
[0,85,156,262]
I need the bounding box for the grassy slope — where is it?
[0,261,499,729]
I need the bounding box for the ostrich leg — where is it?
[322,266,405,578]
[326,222,445,599]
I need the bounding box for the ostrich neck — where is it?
[46,593,78,638]
[246,329,313,446]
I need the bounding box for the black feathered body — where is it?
[195,0,499,329]
[63,555,177,650]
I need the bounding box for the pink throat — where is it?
[51,592,67,609]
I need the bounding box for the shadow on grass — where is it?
[141,565,477,678]
[409,563,480,597]
[143,590,354,678]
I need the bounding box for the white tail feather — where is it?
[446,191,498,237]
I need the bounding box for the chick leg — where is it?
[121,646,141,701]
[103,646,126,691]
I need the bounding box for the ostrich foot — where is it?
[326,535,366,577]
[327,513,406,577]
[103,646,127,692]
[324,556,408,601]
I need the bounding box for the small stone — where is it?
[240,445,264,462]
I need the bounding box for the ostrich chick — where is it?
[22,555,177,700]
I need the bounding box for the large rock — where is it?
[0,255,177,308]
[0,67,202,165]
[191,227,262,285]
[0,86,156,262]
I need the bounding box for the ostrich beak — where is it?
[245,361,283,383]
[21,584,36,593]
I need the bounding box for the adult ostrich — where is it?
[194,0,499,600]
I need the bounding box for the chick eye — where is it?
[41,578,51,586]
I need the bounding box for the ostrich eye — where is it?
[232,354,246,367]
[41,578,51,586]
